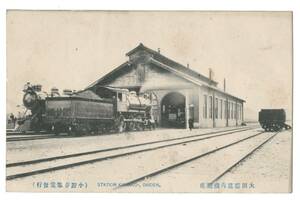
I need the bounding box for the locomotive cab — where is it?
[93,86,156,132]
[93,86,129,113]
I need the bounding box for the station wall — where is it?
[198,85,244,128]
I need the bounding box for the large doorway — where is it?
[161,92,186,128]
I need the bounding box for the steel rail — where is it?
[7,126,254,168]
[6,135,60,142]
[6,128,256,180]
[209,132,278,183]
[116,131,267,189]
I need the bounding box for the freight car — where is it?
[21,83,157,135]
[258,109,291,132]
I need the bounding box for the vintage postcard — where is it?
[6,11,292,192]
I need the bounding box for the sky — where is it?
[6,11,292,120]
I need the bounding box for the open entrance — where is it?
[161,92,186,128]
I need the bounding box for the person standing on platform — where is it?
[188,118,194,131]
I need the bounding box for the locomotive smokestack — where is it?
[63,89,73,96]
[223,78,226,92]
[187,63,190,68]
[157,48,160,54]
[51,87,60,97]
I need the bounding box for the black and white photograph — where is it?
[5,10,293,193]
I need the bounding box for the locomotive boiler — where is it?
[20,83,47,130]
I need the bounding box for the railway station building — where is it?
[87,43,245,129]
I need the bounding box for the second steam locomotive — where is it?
[21,83,158,135]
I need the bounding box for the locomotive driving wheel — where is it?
[126,121,134,131]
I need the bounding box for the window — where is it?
[239,104,242,120]
[235,103,237,119]
[233,103,235,119]
[209,96,212,119]
[236,104,239,119]
[227,102,230,119]
[220,99,223,119]
[240,105,242,120]
[203,95,207,118]
[117,93,123,101]
[215,98,218,119]
[228,101,231,119]
[231,102,234,119]
[230,102,232,119]
[225,100,227,119]
[238,105,240,120]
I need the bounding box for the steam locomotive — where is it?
[21,83,157,135]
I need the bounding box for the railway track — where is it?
[209,132,278,184]
[6,130,47,136]
[6,126,257,180]
[7,126,255,167]
[6,130,122,142]
[6,125,258,143]
[6,135,60,142]
[115,130,278,189]
[6,130,134,142]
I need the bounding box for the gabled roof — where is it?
[86,43,244,102]
[127,43,218,86]
[86,61,130,88]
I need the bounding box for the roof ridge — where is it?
[126,43,218,85]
